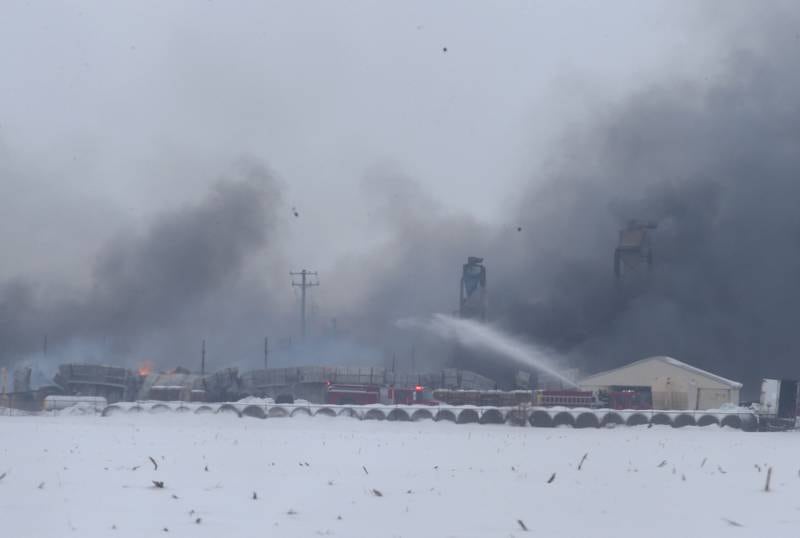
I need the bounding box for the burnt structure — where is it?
[54,364,140,403]
[614,220,657,280]
[459,256,487,321]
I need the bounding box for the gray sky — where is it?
[0,1,736,279]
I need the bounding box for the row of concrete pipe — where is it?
[101,402,758,430]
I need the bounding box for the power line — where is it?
[290,269,319,340]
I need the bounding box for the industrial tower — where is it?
[459,256,487,321]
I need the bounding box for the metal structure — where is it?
[53,364,139,403]
[614,220,657,280]
[459,256,487,320]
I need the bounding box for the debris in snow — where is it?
[517,519,529,531]
[517,226,522,232]
[755,464,762,472]
[657,460,667,468]
[287,509,297,516]
[0,471,6,482]
[362,466,369,475]
[131,465,140,471]
[327,480,334,486]
[442,46,448,53]
[682,474,687,481]
[718,466,727,474]
[37,481,45,489]
[578,453,588,471]
[292,207,300,218]
[337,515,342,521]
[701,458,707,468]
[406,489,413,494]
[171,494,179,500]
[371,489,383,497]
[722,518,744,527]
[152,480,165,488]
[204,465,209,472]
[149,456,158,471]
[162,527,169,532]
[195,518,202,525]
[252,491,258,500]
[547,473,556,484]
[764,467,773,492]
[111,524,117,530]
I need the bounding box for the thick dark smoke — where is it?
[335,14,800,395]
[0,162,283,370]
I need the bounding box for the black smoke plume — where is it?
[336,15,800,395]
[0,162,282,369]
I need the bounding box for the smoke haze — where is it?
[2,2,799,395]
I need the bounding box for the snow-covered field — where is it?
[1,414,798,537]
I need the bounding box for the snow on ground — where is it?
[1,414,799,537]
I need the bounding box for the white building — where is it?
[579,356,742,410]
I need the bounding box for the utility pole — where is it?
[201,339,206,376]
[290,269,319,340]
[264,337,269,370]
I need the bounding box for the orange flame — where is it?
[138,360,154,377]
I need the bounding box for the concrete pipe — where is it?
[149,404,172,414]
[338,407,357,418]
[457,409,480,424]
[600,413,624,427]
[505,409,527,426]
[552,411,575,428]
[217,404,242,417]
[626,413,649,426]
[529,410,553,428]
[411,409,434,421]
[387,408,411,422]
[720,415,742,429]
[435,409,457,423]
[194,405,214,414]
[575,412,600,429]
[127,405,144,414]
[364,408,387,421]
[651,413,672,426]
[314,407,337,417]
[696,414,719,427]
[480,409,505,425]
[739,414,758,432]
[101,405,122,417]
[242,405,267,419]
[672,414,696,428]
[290,407,312,417]
[175,406,191,413]
[268,406,289,418]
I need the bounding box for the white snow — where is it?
[1,414,798,537]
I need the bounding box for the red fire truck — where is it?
[324,383,438,405]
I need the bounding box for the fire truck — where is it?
[324,383,438,406]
